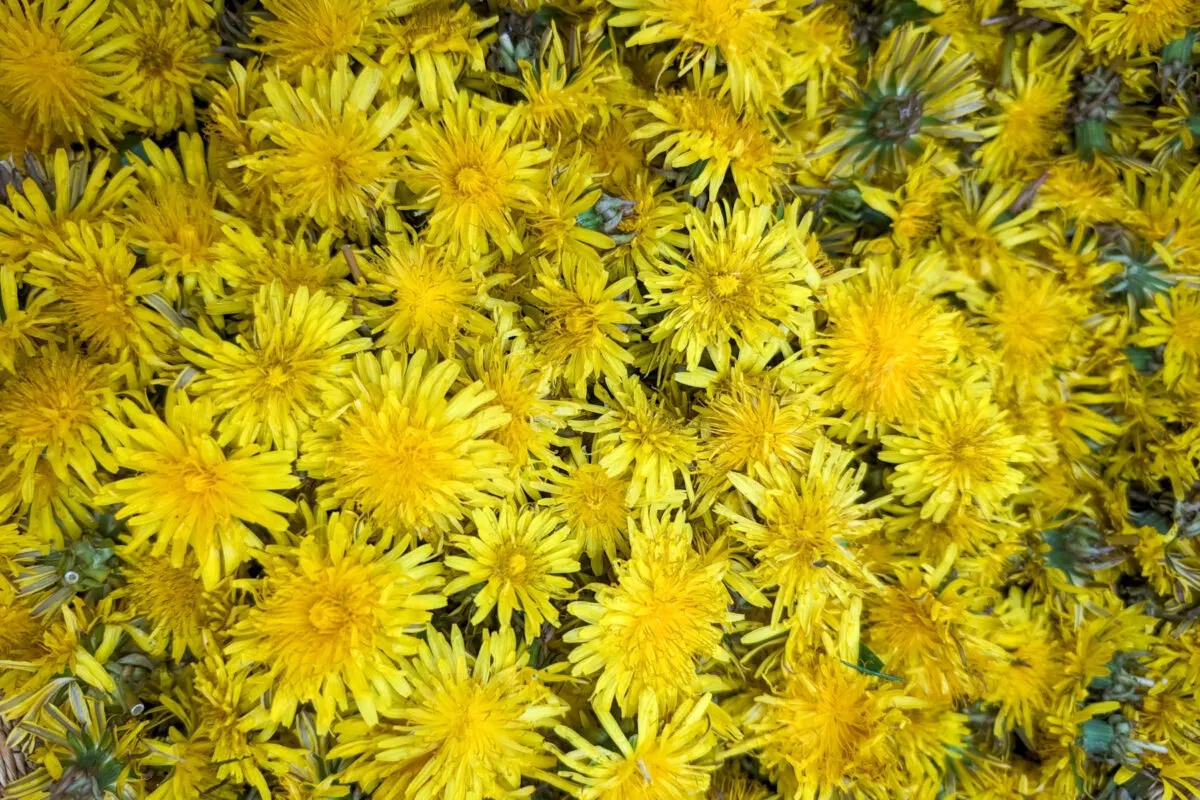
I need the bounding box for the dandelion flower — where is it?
[565,512,736,714]
[0,344,119,496]
[635,89,786,204]
[555,693,718,800]
[445,503,579,640]
[1090,0,1196,57]
[25,222,174,374]
[365,232,495,356]
[331,626,567,800]
[379,2,491,110]
[401,94,549,256]
[577,379,697,506]
[240,64,412,233]
[116,0,217,135]
[540,448,635,574]
[113,552,226,661]
[226,511,446,731]
[0,0,144,148]
[880,386,1032,522]
[720,437,884,626]
[608,0,791,109]
[95,394,299,587]
[822,26,984,176]
[254,0,387,75]
[641,203,818,371]
[1136,286,1200,390]
[181,284,370,450]
[530,257,639,399]
[817,262,959,437]
[298,349,511,536]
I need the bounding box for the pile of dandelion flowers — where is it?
[330,625,567,800]
[565,512,737,715]
[95,394,299,588]
[553,692,718,800]
[240,63,412,233]
[401,94,549,256]
[298,349,512,536]
[0,0,147,148]
[821,26,985,176]
[445,504,580,641]
[226,511,446,732]
[721,438,886,628]
[0,343,121,499]
[641,203,819,371]
[181,283,371,450]
[880,386,1033,522]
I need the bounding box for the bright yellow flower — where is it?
[445,503,580,640]
[379,2,492,110]
[298,349,512,536]
[226,511,446,732]
[95,394,299,587]
[880,386,1032,522]
[254,0,387,75]
[181,284,371,450]
[1136,286,1200,390]
[401,94,549,256]
[112,551,228,661]
[540,447,636,574]
[565,512,736,715]
[331,625,567,800]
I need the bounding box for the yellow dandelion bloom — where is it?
[540,447,636,574]
[116,0,217,135]
[818,261,959,437]
[25,221,174,375]
[445,503,579,640]
[565,512,736,714]
[226,511,446,731]
[555,693,718,800]
[254,0,387,75]
[365,232,495,356]
[240,63,412,232]
[740,656,904,800]
[1036,160,1128,225]
[508,29,617,139]
[112,551,227,661]
[609,0,791,109]
[209,222,353,316]
[525,157,615,266]
[0,149,134,270]
[635,89,785,204]
[467,330,576,481]
[331,625,567,800]
[402,94,548,255]
[0,0,145,149]
[1136,286,1200,390]
[983,267,1090,393]
[821,27,984,176]
[530,257,639,399]
[0,272,57,373]
[0,343,119,497]
[641,204,818,371]
[379,2,492,110]
[976,35,1074,181]
[577,379,697,506]
[720,437,885,627]
[881,386,1033,522]
[603,173,690,278]
[125,135,223,297]
[95,394,299,587]
[785,3,856,117]
[298,349,511,536]
[1090,0,1196,57]
[182,284,370,450]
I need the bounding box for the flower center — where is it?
[712,273,742,297]
[454,166,488,195]
[869,93,925,143]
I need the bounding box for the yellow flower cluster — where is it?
[1,0,1200,798]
